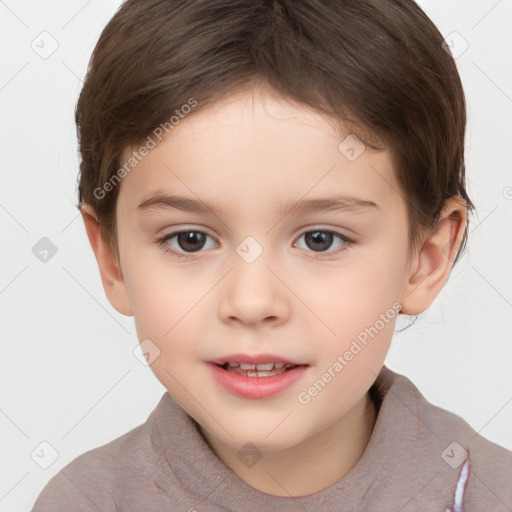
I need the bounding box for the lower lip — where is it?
[208,363,308,399]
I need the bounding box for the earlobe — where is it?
[81,204,133,317]
[399,197,468,315]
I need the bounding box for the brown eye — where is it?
[160,230,215,257]
[175,231,207,252]
[294,229,352,257]
[304,231,334,252]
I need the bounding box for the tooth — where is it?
[256,370,275,377]
[246,371,259,377]
[227,362,240,367]
[274,363,285,369]
[240,363,256,370]
[256,363,274,371]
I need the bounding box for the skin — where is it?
[82,84,467,497]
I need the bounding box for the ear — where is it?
[399,197,468,315]
[81,204,133,316]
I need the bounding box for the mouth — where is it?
[207,354,309,399]
[217,361,299,377]
[209,353,308,377]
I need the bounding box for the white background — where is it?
[0,0,511,510]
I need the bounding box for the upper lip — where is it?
[209,353,307,366]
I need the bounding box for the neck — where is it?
[198,391,378,497]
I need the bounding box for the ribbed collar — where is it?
[148,365,462,511]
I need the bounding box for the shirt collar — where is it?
[148,365,462,511]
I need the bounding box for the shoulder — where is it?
[428,398,512,510]
[403,371,512,470]
[31,413,158,511]
[382,367,512,510]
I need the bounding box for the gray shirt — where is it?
[31,365,512,511]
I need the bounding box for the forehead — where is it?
[117,88,401,215]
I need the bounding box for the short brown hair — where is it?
[76,0,474,264]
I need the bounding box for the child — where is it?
[32,0,511,510]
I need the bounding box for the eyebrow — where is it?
[136,192,379,217]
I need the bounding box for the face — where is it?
[114,86,412,451]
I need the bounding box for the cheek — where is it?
[312,258,403,338]
[123,254,207,356]
[303,248,404,384]
[300,276,399,419]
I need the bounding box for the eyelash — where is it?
[157,228,354,261]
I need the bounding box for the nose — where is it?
[218,245,290,327]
